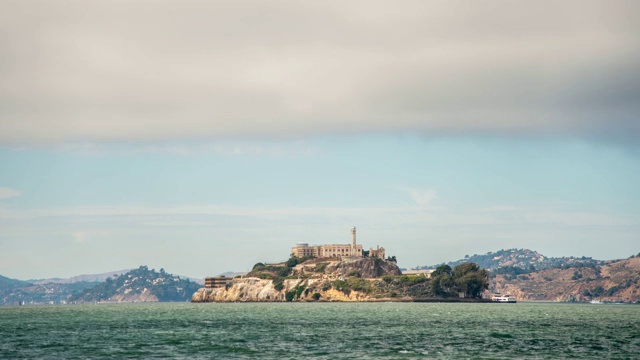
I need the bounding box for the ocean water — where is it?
[1,302,639,359]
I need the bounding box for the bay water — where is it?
[1,302,638,359]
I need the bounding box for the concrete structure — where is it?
[369,245,386,260]
[291,242,363,258]
[291,227,385,259]
[401,269,434,277]
[205,276,231,289]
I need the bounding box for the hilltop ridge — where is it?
[70,266,201,303]
[0,266,201,305]
[419,248,605,271]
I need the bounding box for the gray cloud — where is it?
[1,0,638,144]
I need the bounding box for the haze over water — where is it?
[1,302,638,359]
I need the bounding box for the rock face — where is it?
[191,278,393,302]
[491,257,640,302]
[322,257,402,279]
[192,258,404,303]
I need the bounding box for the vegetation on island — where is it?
[241,256,490,301]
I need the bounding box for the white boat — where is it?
[590,299,602,304]
[492,293,517,303]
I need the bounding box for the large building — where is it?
[291,227,385,259]
[204,276,231,288]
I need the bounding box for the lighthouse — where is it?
[351,226,357,256]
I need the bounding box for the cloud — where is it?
[52,140,321,157]
[1,202,635,229]
[0,0,638,145]
[0,187,21,199]
[402,188,437,207]
[72,231,88,244]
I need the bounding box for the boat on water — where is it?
[590,299,602,304]
[492,293,517,303]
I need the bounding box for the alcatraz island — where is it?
[192,227,490,302]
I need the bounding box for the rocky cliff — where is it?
[192,277,386,302]
[295,257,401,279]
[193,257,406,303]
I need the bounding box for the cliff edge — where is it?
[192,257,406,302]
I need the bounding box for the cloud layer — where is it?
[0,187,21,199]
[1,0,638,144]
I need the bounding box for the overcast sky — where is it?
[1,1,639,279]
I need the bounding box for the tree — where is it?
[452,263,480,278]
[448,263,490,298]
[432,264,452,277]
[592,286,604,297]
[430,273,454,296]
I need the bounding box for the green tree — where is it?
[452,263,489,298]
[432,264,453,277]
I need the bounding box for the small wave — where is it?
[490,332,514,339]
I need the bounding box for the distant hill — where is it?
[0,275,32,290]
[30,269,133,285]
[419,248,605,271]
[491,256,640,302]
[69,266,201,303]
[0,277,99,306]
[1,266,202,305]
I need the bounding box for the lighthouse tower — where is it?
[351,226,357,256]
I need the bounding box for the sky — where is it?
[1,0,639,279]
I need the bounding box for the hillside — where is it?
[491,256,640,302]
[70,266,201,303]
[0,279,99,306]
[420,248,605,271]
[0,275,32,290]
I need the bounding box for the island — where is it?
[192,227,490,302]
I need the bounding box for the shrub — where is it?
[333,280,351,295]
[285,290,296,302]
[273,277,284,291]
[399,275,427,287]
[312,292,321,301]
[604,286,619,297]
[315,263,328,273]
[592,286,604,297]
[286,257,300,268]
[321,282,332,291]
